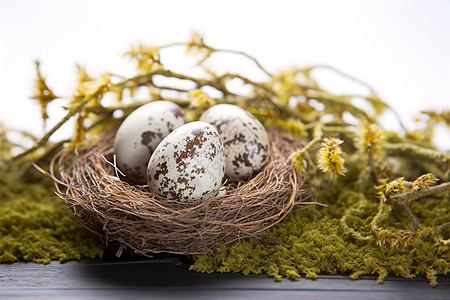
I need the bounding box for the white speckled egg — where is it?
[200,104,270,180]
[147,121,225,201]
[114,101,187,184]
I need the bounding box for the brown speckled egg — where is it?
[200,104,270,180]
[147,121,225,201]
[114,101,187,184]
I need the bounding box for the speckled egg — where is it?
[200,104,270,180]
[114,101,187,184]
[147,121,225,201]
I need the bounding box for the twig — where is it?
[395,182,450,204]
[396,203,420,231]
[12,97,91,162]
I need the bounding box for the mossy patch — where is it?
[0,167,104,264]
[190,161,449,285]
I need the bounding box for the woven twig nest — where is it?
[49,127,307,256]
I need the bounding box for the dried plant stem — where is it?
[396,203,420,231]
[302,123,323,153]
[115,69,211,90]
[303,90,373,121]
[85,100,153,114]
[12,97,91,162]
[14,37,395,166]
[370,203,389,229]
[394,182,450,204]
[383,143,449,166]
[310,65,378,95]
[210,48,272,77]
[322,126,356,136]
[340,203,372,243]
[155,40,272,77]
[307,64,406,128]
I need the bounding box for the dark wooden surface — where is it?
[0,256,448,300]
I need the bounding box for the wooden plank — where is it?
[0,256,448,299]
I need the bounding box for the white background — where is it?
[1,0,449,150]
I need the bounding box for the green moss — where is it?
[0,166,104,264]
[190,161,449,285]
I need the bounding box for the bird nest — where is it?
[47,127,307,256]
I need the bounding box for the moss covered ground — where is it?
[190,159,449,285]
[0,167,104,264]
[1,143,448,286]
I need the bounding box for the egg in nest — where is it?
[200,104,270,180]
[114,101,187,184]
[147,121,225,202]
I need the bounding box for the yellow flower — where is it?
[289,150,308,173]
[381,177,410,204]
[316,137,346,177]
[412,173,438,191]
[356,119,383,155]
[186,31,205,52]
[125,43,161,71]
[283,118,304,137]
[385,177,408,195]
